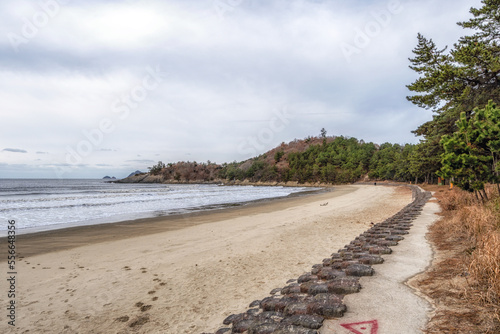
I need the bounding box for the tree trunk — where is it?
[497,183,500,196]
[415,176,418,184]
[475,190,480,202]
[478,190,485,202]
[482,189,489,202]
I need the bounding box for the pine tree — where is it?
[439,101,500,199]
[407,0,500,181]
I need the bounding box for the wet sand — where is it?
[0,184,412,334]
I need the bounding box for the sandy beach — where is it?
[1,185,412,334]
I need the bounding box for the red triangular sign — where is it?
[340,320,379,334]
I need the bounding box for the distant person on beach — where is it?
[374,182,377,186]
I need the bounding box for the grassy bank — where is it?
[417,185,500,333]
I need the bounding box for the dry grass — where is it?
[470,231,500,305]
[416,185,500,333]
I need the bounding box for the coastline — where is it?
[1,184,413,334]
[115,173,340,188]
[1,182,325,239]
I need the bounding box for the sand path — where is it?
[0,185,412,333]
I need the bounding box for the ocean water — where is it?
[0,179,316,236]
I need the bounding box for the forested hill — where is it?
[217,135,426,184]
[123,134,429,185]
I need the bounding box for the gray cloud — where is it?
[3,148,27,153]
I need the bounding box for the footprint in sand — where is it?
[135,301,152,311]
[116,315,129,322]
[140,305,152,312]
[129,315,149,328]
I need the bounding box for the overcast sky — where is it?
[0,0,483,179]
